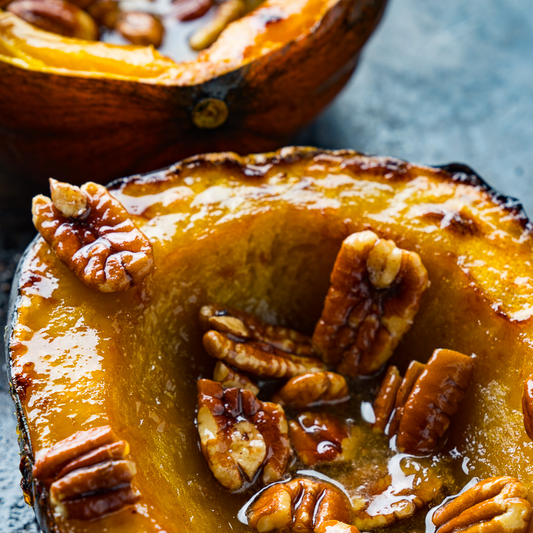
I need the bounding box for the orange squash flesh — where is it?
[7,148,533,532]
[0,0,387,182]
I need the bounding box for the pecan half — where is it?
[289,412,358,467]
[116,11,164,48]
[32,179,154,292]
[7,0,98,39]
[189,0,245,51]
[203,331,325,379]
[200,304,314,356]
[272,372,349,410]
[312,231,428,376]
[371,349,474,455]
[396,349,474,454]
[432,477,532,533]
[371,366,402,433]
[50,459,136,502]
[386,360,425,437]
[247,478,353,533]
[353,459,442,529]
[33,425,117,483]
[32,426,139,520]
[522,374,533,440]
[213,361,260,395]
[197,379,290,490]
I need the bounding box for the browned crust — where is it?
[111,147,532,234]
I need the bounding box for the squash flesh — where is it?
[9,149,533,532]
[0,0,336,81]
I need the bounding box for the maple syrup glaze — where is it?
[100,0,327,62]
[101,2,221,60]
[237,372,467,531]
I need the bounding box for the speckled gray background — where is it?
[1,0,532,529]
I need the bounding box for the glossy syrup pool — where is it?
[101,0,212,62]
[237,374,472,533]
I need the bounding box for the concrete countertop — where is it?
[1,0,532,529]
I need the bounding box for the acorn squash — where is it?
[0,0,386,183]
[6,147,533,533]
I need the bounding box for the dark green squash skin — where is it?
[5,147,532,533]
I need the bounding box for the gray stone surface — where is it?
[0,180,39,531]
[1,0,533,530]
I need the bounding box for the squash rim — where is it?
[109,146,532,231]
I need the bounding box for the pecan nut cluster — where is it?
[32,179,154,292]
[197,304,357,496]
[32,425,140,520]
[201,304,325,379]
[6,0,265,54]
[6,0,165,45]
[192,230,530,533]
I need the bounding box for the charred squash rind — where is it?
[112,148,532,234]
[0,0,387,182]
[436,162,532,231]
[6,147,533,533]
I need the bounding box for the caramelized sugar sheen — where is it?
[8,148,533,532]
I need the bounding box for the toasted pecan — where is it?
[432,477,532,533]
[197,379,290,490]
[32,180,154,292]
[396,349,475,454]
[247,478,353,532]
[213,361,260,395]
[203,330,325,379]
[289,412,357,467]
[371,366,402,433]
[200,304,314,356]
[313,231,428,376]
[371,349,474,455]
[272,371,349,410]
[32,425,139,520]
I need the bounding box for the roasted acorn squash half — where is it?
[0,0,386,183]
[6,147,533,533]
